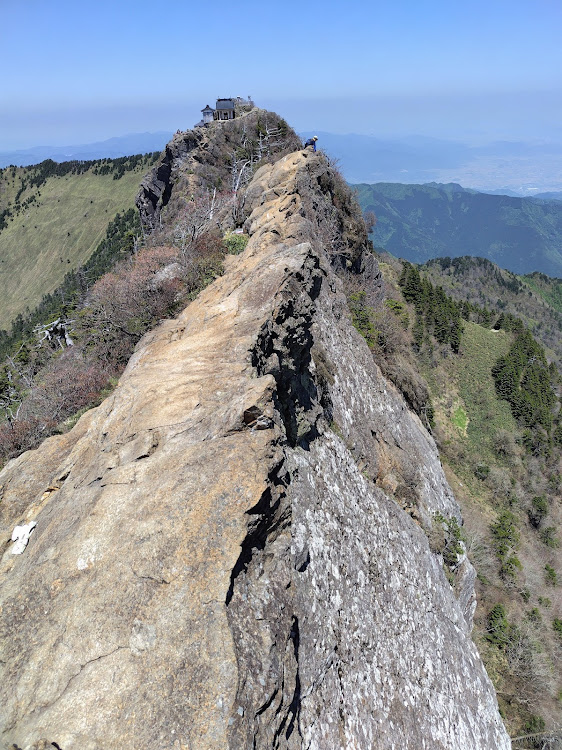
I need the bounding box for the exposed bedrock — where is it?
[0,149,510,749]
[136,128,199,229]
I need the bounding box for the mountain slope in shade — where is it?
[355,181,562,276]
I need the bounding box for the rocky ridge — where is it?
[136,108,301,233]
[0,138,510,748]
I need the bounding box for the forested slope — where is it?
[354,181,562,276]
[420,256,562,364]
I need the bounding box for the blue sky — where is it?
[1,0,561,149]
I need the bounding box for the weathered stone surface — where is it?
[0,147,510,749]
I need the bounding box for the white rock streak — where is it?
[11,521,37,555]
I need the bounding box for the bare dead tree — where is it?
[256,119,287,158]
[511,727,562,749]
[0,379,24,424]
[231,159,252,194]
[33,319,75,349]
[173,189,231,255]
[0,344,35,423]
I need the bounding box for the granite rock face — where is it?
[0,147,510,749]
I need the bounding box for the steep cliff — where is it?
[0,129,510,749]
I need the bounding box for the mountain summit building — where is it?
[195,97,255,127]
[201,105,214,124]
[215,98,235,121]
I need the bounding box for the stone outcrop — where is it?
[0,144,510,748]
[136,108,301,232]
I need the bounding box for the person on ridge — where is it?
[304,135,318,152]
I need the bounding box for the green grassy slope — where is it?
[455,323,515,449]
[0,162,150,328]
[419,321,517,495]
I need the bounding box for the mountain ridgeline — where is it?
[0,110,519,749]
[1,111,562,746]
[354,181,562,276]
[0,132,173,169]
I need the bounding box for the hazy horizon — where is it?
[2,90,561,153]
[2,0,560,151]
[3,128,562,195]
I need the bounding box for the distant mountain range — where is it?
[482,188,562,200]
[302,132,562,194]
[5,129,562,195]
[5,129,562,276]
[0,132,173,168]
[354,181,562,276]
